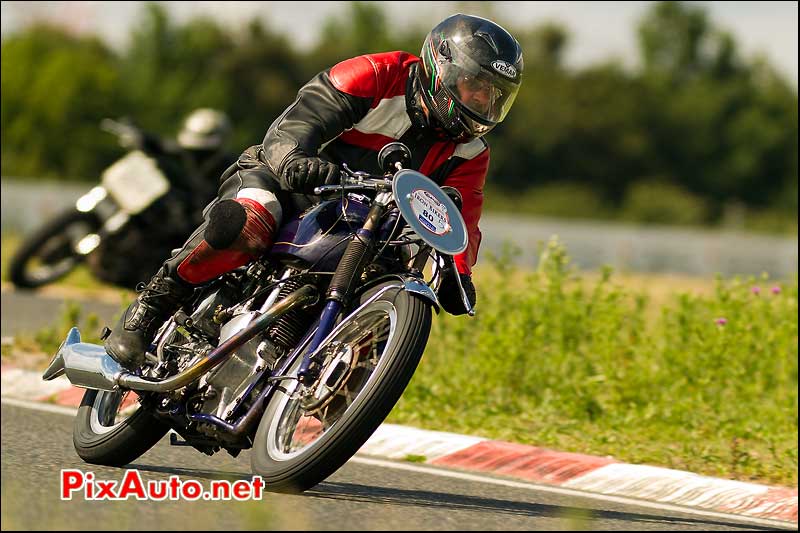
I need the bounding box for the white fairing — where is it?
[101,151,170,214]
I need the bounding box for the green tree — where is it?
[308,2,427,75]
[1,24,122,180]
[636,1,797,214]
[1,1,795,232]
[217,19,308,150]
[119,3,235,134]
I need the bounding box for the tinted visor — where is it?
[435,40,520,124]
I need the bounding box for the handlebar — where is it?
[100,118,173,156]
[313,166,393,195]
[100,118,140,141]
[313,183,377,194]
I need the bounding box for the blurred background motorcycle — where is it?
[7,108,236,290]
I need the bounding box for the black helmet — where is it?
[417,14,523,142]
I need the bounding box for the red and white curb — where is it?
[2,364,796,525]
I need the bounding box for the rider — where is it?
[104,13,524,370]
[156,108,237,208]
[112,108,236,211]
[174,108,237,204]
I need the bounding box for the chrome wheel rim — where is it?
[89,390,140,434]
[264,301,398,461]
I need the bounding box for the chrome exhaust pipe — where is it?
[42,327,125,391]
[42,285,319,392]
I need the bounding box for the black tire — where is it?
[73,389,169,466]
[251,281,432,492]
[8,209,101,289]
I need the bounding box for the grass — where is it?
[1,299,117,371]
[388,239,798,487]
[2,234,797,487]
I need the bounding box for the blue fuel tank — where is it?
[268,196,370,271]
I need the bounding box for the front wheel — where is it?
[8,209,101,289]
[251,282,432,492]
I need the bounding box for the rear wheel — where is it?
[251,282,432,492]
[8,209,101,289]
[73,389,169,466]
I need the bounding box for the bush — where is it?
[621,180,710,225]
[484,183,611,220]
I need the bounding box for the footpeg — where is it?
[169,432,221,448]
[169,433,193,447]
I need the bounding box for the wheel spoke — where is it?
[319,404,332,430]
[353,360,374,371]
[278,401,303,453]
[265,303,399,461]
[340,385,355,408]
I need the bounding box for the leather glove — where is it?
[284,156,340,194]
[437,263,477,316]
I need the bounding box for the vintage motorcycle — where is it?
[8,119,220,290]
[43,142,474,492]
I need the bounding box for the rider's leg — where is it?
[104,168,286,370]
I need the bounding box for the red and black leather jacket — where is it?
[259,51,489,275]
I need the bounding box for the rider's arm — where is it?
[137,130,173,157]
[441,142,490,276]
[260,52,418,190]
[260,59,373,188]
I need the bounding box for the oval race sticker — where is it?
[410,188,451,236]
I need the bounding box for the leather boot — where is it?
[104,266,193,370]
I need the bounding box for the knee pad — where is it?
[177,198,278,284]
[204,198,277,252]
[205,199,247,249]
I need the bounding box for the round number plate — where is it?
[392,170,468,255]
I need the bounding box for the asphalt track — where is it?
[3,401,786,531]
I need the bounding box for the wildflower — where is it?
[771,286,781,295]
[715,317,728,326]
[751,286,761,295]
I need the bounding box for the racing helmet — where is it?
[177,108,232,151]
[417,14,524,142]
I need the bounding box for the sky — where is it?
[1,1,798,84]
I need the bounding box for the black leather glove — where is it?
[437,264,477,316]
[283,156,340,194]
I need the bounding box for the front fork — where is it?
[297,192,391,384]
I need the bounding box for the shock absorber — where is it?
[267,277,317,350]
[325,193,389,302]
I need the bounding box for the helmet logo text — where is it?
[491,60,517,79]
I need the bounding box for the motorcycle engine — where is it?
[190,270,316,424]
[195,314,282,422]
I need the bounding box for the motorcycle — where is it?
[8,119,216,290]
[42,142,475,492]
